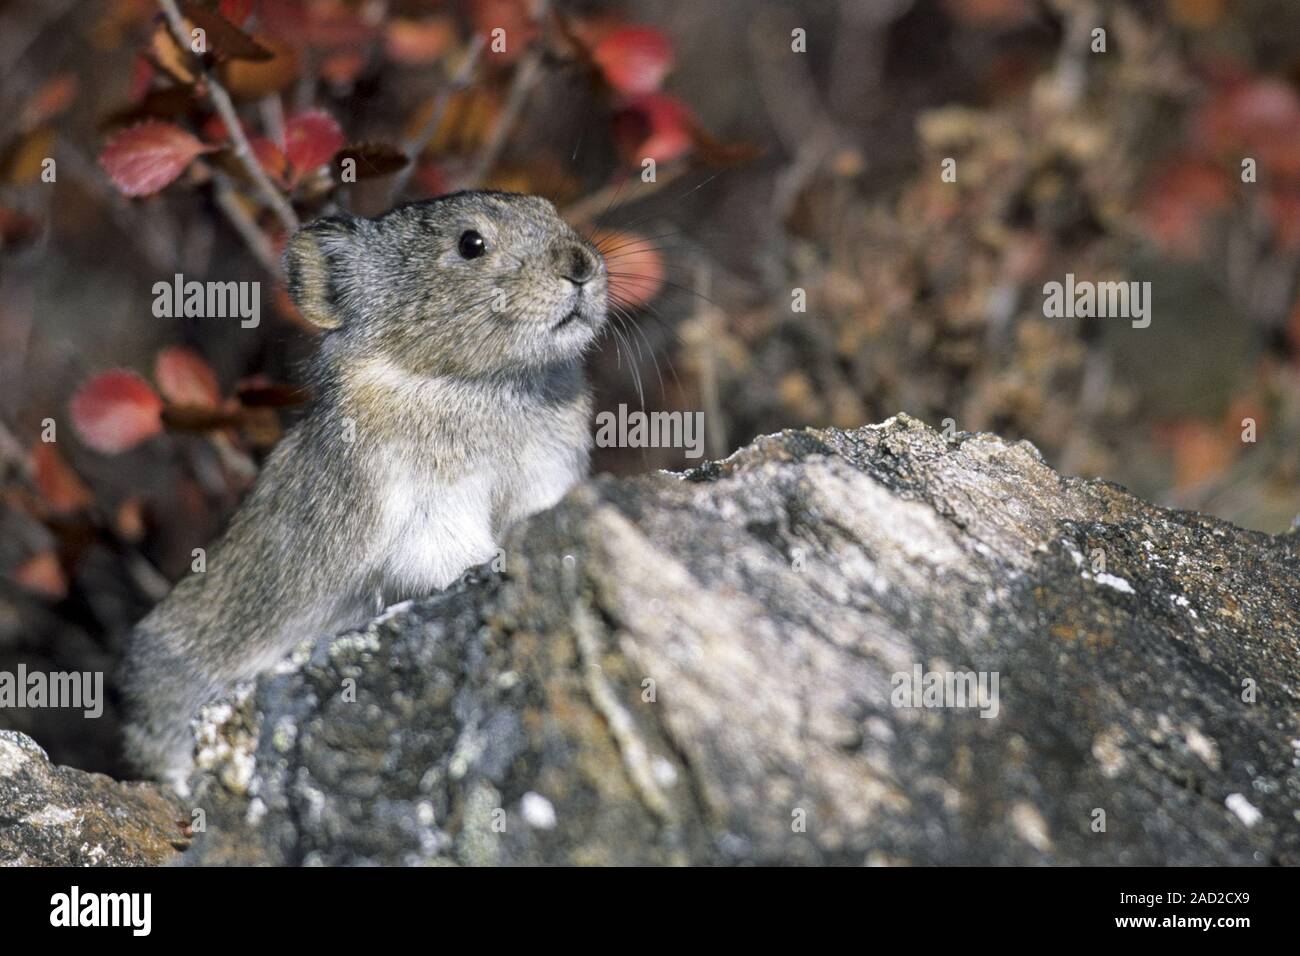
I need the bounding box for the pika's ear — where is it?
[283,215,363,331]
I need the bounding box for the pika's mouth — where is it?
[553,306,583,331]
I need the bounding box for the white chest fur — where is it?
[373,439,585,599]
[352,359,589,600]
[375,464,496,595]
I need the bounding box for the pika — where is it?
[121,191,607,790]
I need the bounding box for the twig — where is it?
[0,418,27,479]
[0,0,79,81]
[746,9,846,224]
[389,34,486,200]
[1050,1,1098,109]
[258,94,286,147]
[211,169,279,274]
[562,163,689,227]
[456,0,551,190]
[156,0,299,236]
[694,262,729,459]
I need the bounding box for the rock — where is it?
[0,730,184,866]
[178,415,1300,865]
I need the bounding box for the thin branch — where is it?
[389,34,486,201]
[562,163,689,227]
[212,169,279,274]
[456,0,552,190]
[693,262,729,460]
[258,93,286,148]
[156,0,299,237]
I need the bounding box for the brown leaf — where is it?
[31,443,94,514]
[160,404,246,431]
[1,127,56,185]
[150,23,196,85]
[180,1,274,61]
[384,17,456,66]
[219,36,299,98]
[115,495,148,543]
[0,206,42,250]
[22,74,78,127]
[690,124,764,167]
[335,141,410,179]
[104,87,198,129]
[235,379,310,408]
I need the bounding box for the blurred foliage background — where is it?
[1,0,1299,773]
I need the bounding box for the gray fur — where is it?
[120,192,607,789]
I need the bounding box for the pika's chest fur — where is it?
[349,360,591,598]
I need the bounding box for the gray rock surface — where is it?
[0,730,184,865]
[176,415,1300,865]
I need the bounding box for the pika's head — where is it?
[284,191,607,378]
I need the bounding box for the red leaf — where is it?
[284,110,344,176]
[1139,159,1233,257]
[11,551,67,601]
[1193,78,1300,177]
[1195,78,1300,148]
[613,94,694,165]
[592,26,674,96]
[596,230,664,307]
[31,442,93,514]
[219,0,256,27]
[99,121,215,197]
[249,135,289,185]
[201,113,243,144]
[129,55,156,102]
[155,346,222,408]
[70,370,164,454]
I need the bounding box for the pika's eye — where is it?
[457,230,486,259]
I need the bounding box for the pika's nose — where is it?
[556,243,600,286]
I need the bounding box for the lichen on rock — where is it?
[0,730,184,866]
[2,416,1296,865]
[171,415,1300,866]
